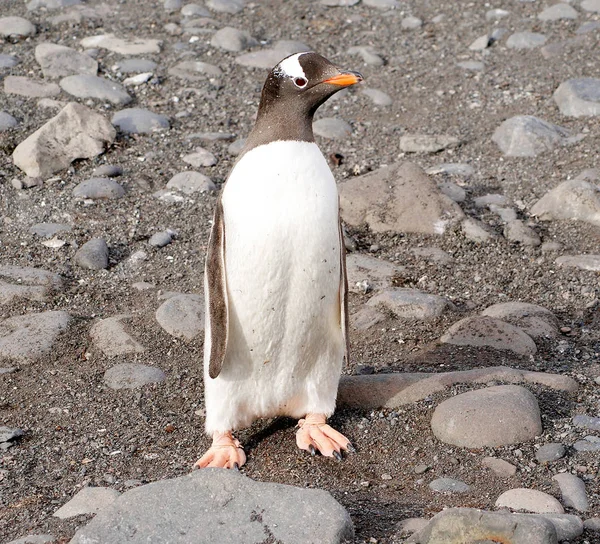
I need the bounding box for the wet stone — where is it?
[73,178,125,199]
[536,443,566,463]
[75,238,109,270]
[104,364,166,389]
[112,108,170,134]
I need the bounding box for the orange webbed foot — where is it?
[194,431,247,470]
[296,413,355,460]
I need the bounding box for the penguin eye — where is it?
[293,77,308,89]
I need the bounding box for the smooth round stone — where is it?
[114,58,157,74]
[536,443,566,463]
[506,32,547,49]
[73,178,125,199]
[482,302,558,340]
[29,223,72,238]
[155,294,204,340]
[482,457,517,477]
[582,0,600,11]
[553,78,600,117]
[112,108,170,134]
[211,26,258,52]
[80,34,161,55]
[4,76,61,98]
[492,115,569,157]
[205,0,245,13]
[227,138,246,156]
[553,473,589,512]
[348,46,384,67]
[0,17,36,38]
[361,88,392,106]
[35,43,98,79]
[427,163,475,179]
[584,518,600,531]
[431,385,542,448]
[367,288,449,320]
[576,21,600,34]
[572,415,600,431]
[504,220,541,246]
[149,231,172,247]
[428,478,470,493]
[401,16,422,29]
[166,171,215,194]
[556,255,600,272]
[457,60,484,71]
[92,165,123,178]
[469,35,490,51]
[181,3,211,16]
[0,112,18,131]
[0,54,20,69]
[164,0,183,11]
[168,61,222,81]
[496,488,564,514]
[60,75,131,105]
[363,0,400,8]
[486,8,510,20]
[538,3,578,21]
[321,0,360,5]
[75,238,109,270]
[104,364,166,389]
[438,181,466,203]
[313,118,352,139]
[182,148,217,167]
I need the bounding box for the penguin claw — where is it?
[309,444,317,456]
[333,450,343,461]
[296,414,353,461]
[346,443,356,454]
[194,431,247,470]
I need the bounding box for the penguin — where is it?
[195,52,363,469]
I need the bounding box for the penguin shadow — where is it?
[242,416,297,451]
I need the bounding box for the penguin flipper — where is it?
[338,216,350,364]
[206,198,229,379]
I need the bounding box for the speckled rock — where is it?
[75,238,109,270]
[536,443,566,464]
[531,179,600,227]
[54,487,121,519]
[73,178,125,199]
[155,294,204,340]
[553,78,600,117]
[492,115,570,157]
[367,288,450,320]
[496,488,564,514]
[166,171,215,194]
[35,43,98,79]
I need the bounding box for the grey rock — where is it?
[149,231,173,247]
[573,437,600,451]
[168,61,222,81]
[114,58,157,74]
[104,363,166,390]
[4,76,60,98]
[469,34,490,51]
[0,311,70,363]
[187,131,236,142]
[531,179,600,227]
[553,78,600,117]
[0,112,18,131]
[474,193,510,208]
[69,470,353,543]
[410,247,453,264]
[536,443,566,463]
[339,162,465,235]
[462,218,496,242]
[206,0,245,13]
[576,21,600,34]
[538,3,578,21]
[431,385,542,448]
[506,32,547,49]
[6,536,55,544]
[401,16,423,29]
[0,54,20,69]
[520,514,583,541]
[181,3,211,16]
[112,108,170,134]
[35,43,97,79]
[80,34,161,55]
[408,508,558,544]
[228,138,246,156]
[441,315,537,355]
[27,0,81,9]
[428,478,470,493]
[75,238,109,270]
[400,134,460,153]
[321,0,360,5]
[235,40,311,69]
[54,487,121,519]
[486,8,510,20]
[496,488,564,514]
[504,219,541,246]
[553,473,588,512]
[211,27,258,51]
[457,60,484,71]
[0,427,24,445]
[166,171,215,194]
[90,316,145,358]
[156,294,204,340]
[361,88,392,106]
[60,75,131,105]
[556,254,600,271]
[0,17,36,38]
[122,73,153,86]
[438,181,466,203]
[182,148,217,167]
[490,205,517,222]
[348,45,385,67]
[582,0,600,11]
[92,165,123,178]
[482,302,558,340]
[29,223,72,238]
[572,414,600,431]
[584,517,600,531]
[73,178,125,199]
[363,0,400,8]
[351,307,385,331]
[313,118,352,140]
[367,288,450,320]
[482,457,517,477]
[346,254,405,294]
[13,103,115,178]
[492,115,570,157]
[0,265,63,304]
[427,162,474,179]
[164,0,183,12]
[541,241,562,253]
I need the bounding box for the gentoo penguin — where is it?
[195,52,363,469]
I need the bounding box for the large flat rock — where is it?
[69,470,354,544]
[0,265,62,305]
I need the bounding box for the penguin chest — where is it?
[220,140,342,372]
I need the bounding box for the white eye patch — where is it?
[276,52,307,80]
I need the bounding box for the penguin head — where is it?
[259,52,363,116]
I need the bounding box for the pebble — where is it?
[457,60,484,71]
[469,34,490,51]
[346,254,405,293]
[431,385,542,448]
[486,8,510,20]
[482,302,558,339]
[361,88,392,106]
[536,443,566,463]
[506,32,547,49]
[104,363,166,389]
[474,193,509,208]
[187,131,236,142]
[181,3,211,16]
[552,473,589,512]
[0,311,71,363]
[492,115,570,157]
[60,75,131,106]
[489,205,517,222]
[211,27,258,51]
[572,415,600,431]
[541,241,562,253]
[363,0,400,8]
[206,0,245,13]
[227,138,246,156]
[496,488,564,514]
[427,163,474,179]
[168,61,222,81]
[0,54,20,69]
[75,238,109,270]
[556,255,600,272]
[164,0,183,12]
[73,178,125,199]
[92,165,123,178]
[512,513,584,541]
[167,171,215,194]
[4,76,60,98]
[576,21,600,34]
[584,517,600,531]
[35,43,97,79]
[573,436,600,452]
[13,103,116,178]
[428,478,470,493]
[553,78,600,117]
[149,231,173,247]
[367,288,450,320]
[6,535,55,544]
[236,40,311,69]
[504,219,541,246]
[155,294,204,340]
[27,0,82,9]
[80,34,161,55]
[351,307,385,331]
[53,487,121,519]
[112,108,170,134]
[461,218,496,242]
[123,72,153,86]
[313,118,352,140]
[0,112,18,131]
[90,316,145,357]
[0,264,63,304]
[399,134,459,153]
[482,457,517,477]
[401,16,422,29]
[348,46,385,67]
[29,223,72,238]
[414,464,430,475]
[182,148,217,167]
[0,17,36,38]
[114,58,157,74]
[538,3,578,21]
[0,427,24,449]
[438,181,466,203]
[410,247,453,264]
[531,179,600,227]
[582,0,600,11]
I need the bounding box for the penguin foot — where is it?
[194,431,247,470]
[296,413,354,460]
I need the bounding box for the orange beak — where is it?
[322,71,363,87]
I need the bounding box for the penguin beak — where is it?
[322,70,363,87]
